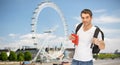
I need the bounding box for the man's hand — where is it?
[92,38,100,45]
[69,34,79,46]
[92,38,105,49]
[69,34,75,40]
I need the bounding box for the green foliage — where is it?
[24,51,32,61]
[0,51,33,61]
[98,53,106,59]
[0,52,8,61]
[97,53,120,59]
[116,54,120,58]
[17,52,24,61]
[110,54,118,59]
[8,51,17,61]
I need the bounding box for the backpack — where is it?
[75,23,104,54]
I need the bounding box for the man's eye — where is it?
[86,16,89,19]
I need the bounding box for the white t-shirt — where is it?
[73,24,102,61]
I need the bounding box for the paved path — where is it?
[94,59,120,65]
[35,59,120,65]
[0,59,120,65]
[37,59,120,65]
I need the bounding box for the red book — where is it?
[71,34,79,46]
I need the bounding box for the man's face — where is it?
[81,13,92,26]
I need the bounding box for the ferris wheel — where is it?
[31,1,68,62]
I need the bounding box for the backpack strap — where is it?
[75,23,83,34]
[93,26,104,40]
[90,26,104,48]
[93,26,100,39]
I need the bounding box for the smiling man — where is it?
[69,9,105,65]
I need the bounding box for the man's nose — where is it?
[83,18,87,22]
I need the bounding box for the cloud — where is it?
[100,28,120,53]
[0,37,4,41]
[73,16,81,22]
[20,33,32,39]
[100,28,120,38]
[93,15,120,23]
[101,38,120,53]
[0,33,70,49]
[93,9,107,13]
[93,9,120,23]
[102,28,120,34]
[8,33,19,38]
[9,33,16,37]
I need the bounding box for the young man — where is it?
[69,9,105,65]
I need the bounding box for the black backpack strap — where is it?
[93,26,100,38]
[100,29,104,41]
[75,23,83,34]
[94,26,104,40]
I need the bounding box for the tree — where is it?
[24,51,32,61]
[17,52,24,61]
[17,52,24,65]
[8,51,17,61]
[0,52,8,61]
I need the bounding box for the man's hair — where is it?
[80,9,92,17]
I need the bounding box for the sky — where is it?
[0,0,120,53]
